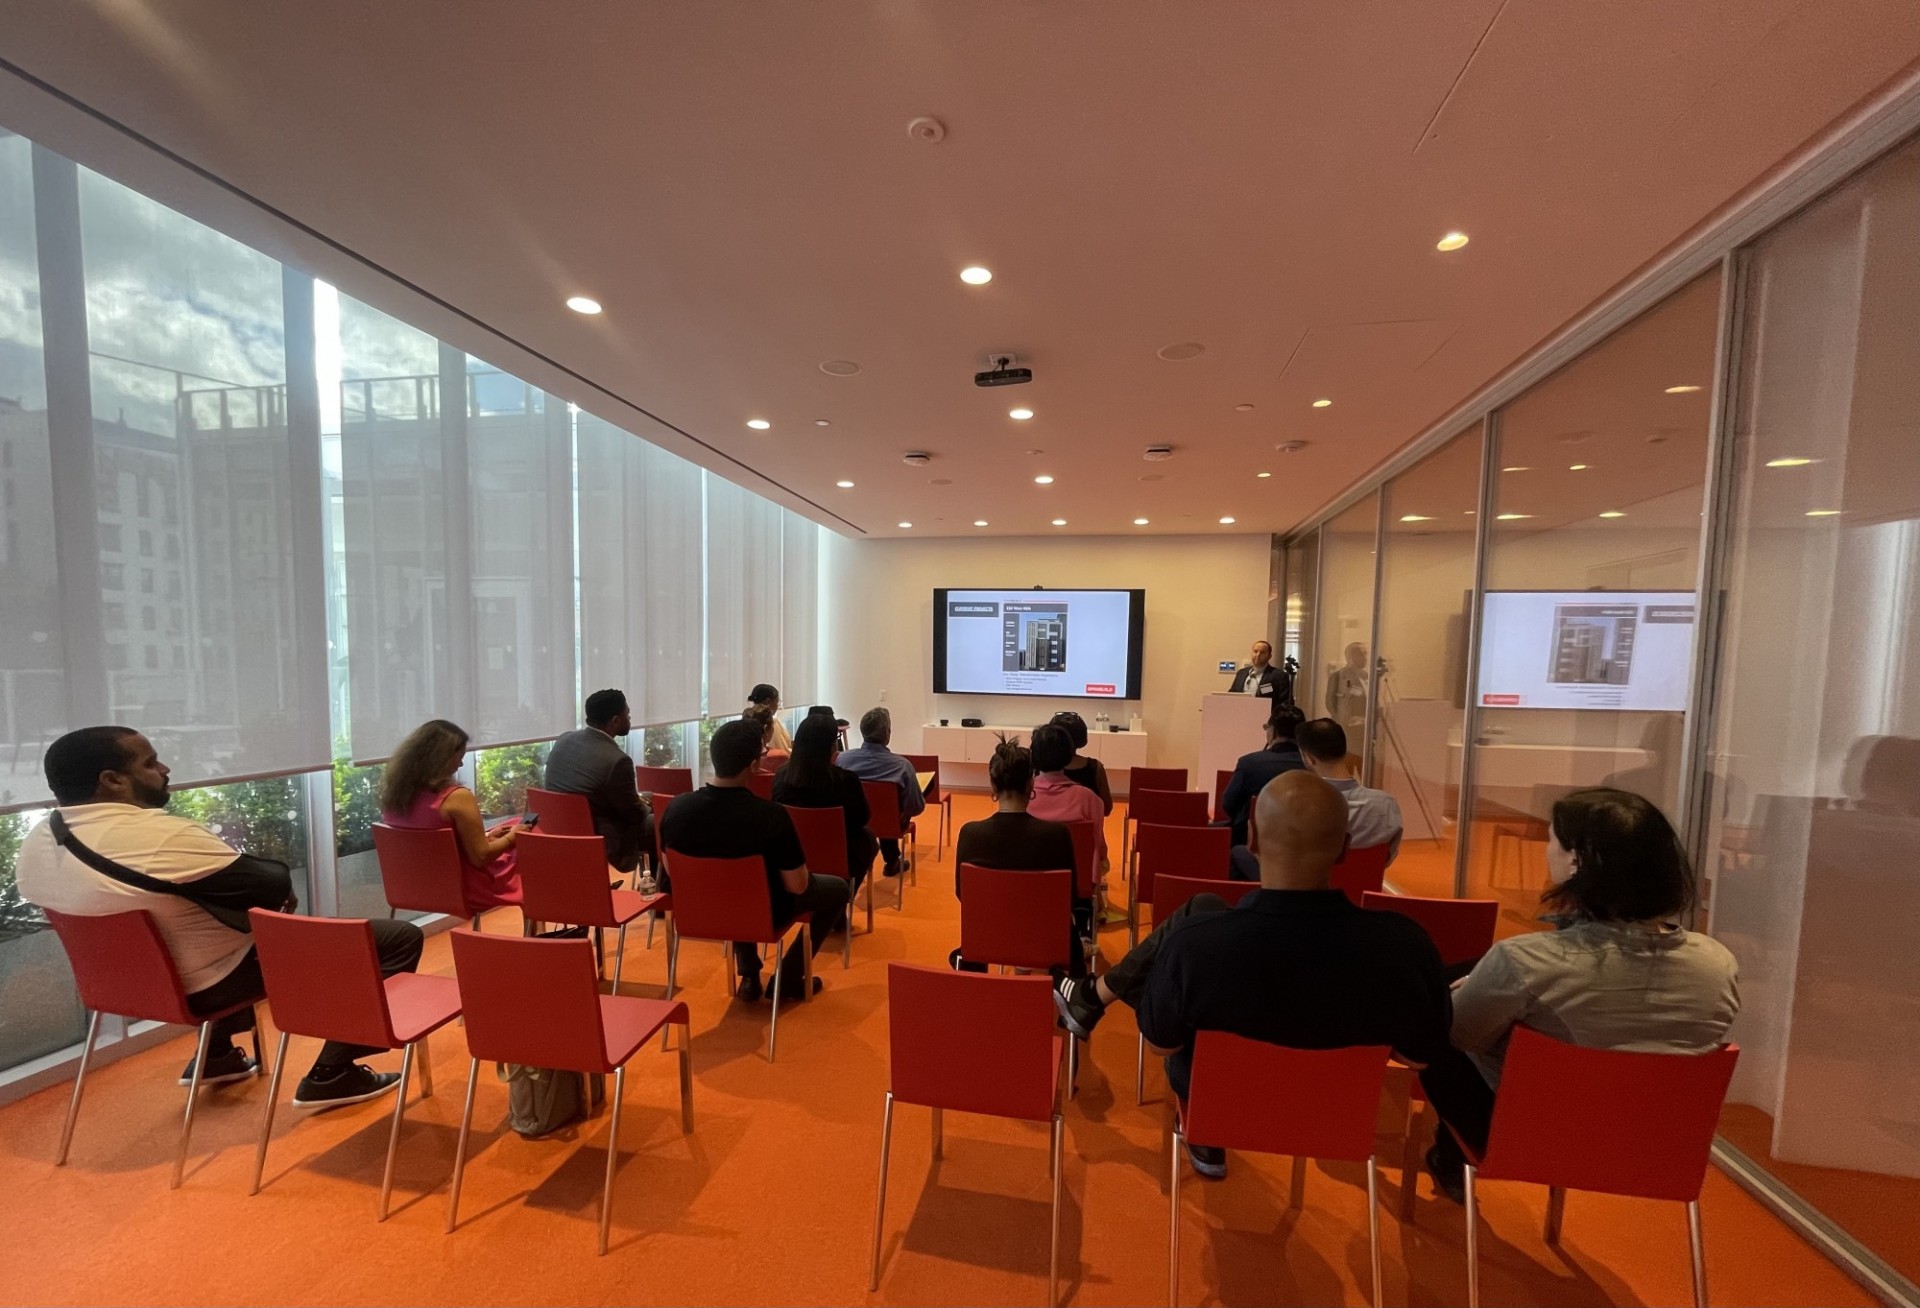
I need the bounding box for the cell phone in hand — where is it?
[519,812,540,829]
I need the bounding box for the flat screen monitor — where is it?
[1476,590,1696,711]
[933,588,1145,700]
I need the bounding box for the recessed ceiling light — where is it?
[1051,518,1067,527]
[1133,518,1150,526]
[1664,384,1702,394]
[835,479,854,488]
[1156,341,1206,361]
[1234,403,1255,412]
[1806,509,1841,517]
[960,265,993,285]
[1399,514,1433,523]
[1218,516,1236,525]
[1464,510,1476,515]
[746,419,771,430]
[1009,407,1034,421]
[1569,463,1589,471]
[1599,511,1626,519]
[815,419,831,427]
[1256,471,1272,479]
[565,295,603,315]
[1766,456,1814,468]
[1502,466,1530,473]
[973,519,989,527]
[819,360,861,376]
[1311,398,1332,408]
[898,521,913,529]
[1496,513,1533,520]
[1034,474,1054,485]
[1436,232,1470,252]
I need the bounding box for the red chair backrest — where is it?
[1130,788,1211,828]
[41,907,198,1026]
[1184,1032,1391,1161]
[1479,1027,1739,1201]
[248,908,397,1048]
[1135,822,1233,904]
[524,786,595,837]
[517,832,620,927]
[1065,820,1101,898]
[1152,874,1259,922]
[448,929,614,1074]
[660,852,779,943]
[887,964,1058,1122]
[372,822,473,918]
[784,804,850,878]
[1130,767,1189,796]
[1329,842,1392,905]
[862,779,907,840]
[1361,892,1498,968]
[958,865,1074,971]
[1213,769,1233,821]
[746,771,775,801]
[901,753,941,804]
[635,766,694,798]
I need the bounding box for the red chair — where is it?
[1065,820,1102,902]
[524,786,596,837]
[373,822,486,930]
[1133,877,1261,1105]
[1171,1034,1392,1308]
[246,909,462,1219]
[1329,842,1392,906]
[1131,788,1212,829]
[958,865,1075,973]
[1362,892,1499,1219]
[901,753,951,858]
[661,852,815,1062]
[42,907,269,1189]
[1121,768,1192,867]
[445,929,691,1255]
[517,832,670,994]
[861,779,917,905]
[1212,768,1233,822]
[1129,821,1232,945]
[1454,1027,1739,1308]
[784,804,856,963]
[746,770,775,801]
[870,965,1068,1304]
[634,765,693,798]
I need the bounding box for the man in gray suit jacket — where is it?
[543,689,654,876]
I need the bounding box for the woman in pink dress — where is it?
[379,719,522,908]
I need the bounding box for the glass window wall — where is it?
[1311,494,1379,777]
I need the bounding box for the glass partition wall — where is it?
[1284,134,1920,1303]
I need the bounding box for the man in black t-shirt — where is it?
[660,719,851,1002]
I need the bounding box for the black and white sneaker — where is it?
[291,1063,402,1111]
[178,1047,257,1087]
[1186,1141,1229,1180]
[1052,976,1107,1040]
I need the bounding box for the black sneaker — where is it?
[1425,1143,1466,1205]
[291,1063,402,1111]
[1052,976,1106,1040]
[178,1046,257,1087]
[882,860,902,878]
[737,971,765,1003]
[1185,1141,1228,1179]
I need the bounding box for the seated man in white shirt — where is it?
[17,726,424,1109]
[1230,717,1402,880]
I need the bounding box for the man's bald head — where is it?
[1248,770,1350,890]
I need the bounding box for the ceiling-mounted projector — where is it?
[974,354,1032,387]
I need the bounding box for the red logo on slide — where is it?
[1085,683,1117,696]
[1482,693,1521,706]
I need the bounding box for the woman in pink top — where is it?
[1027,722,1108,865]
[379,719,523,908]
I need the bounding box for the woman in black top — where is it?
[772,713,877,897]
[1051,711,1114,815]
[953,737,1084,974]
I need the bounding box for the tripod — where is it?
[1375,659,1442,844]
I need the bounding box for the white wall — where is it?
[820,533,1272,779]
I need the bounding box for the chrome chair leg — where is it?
[1688,1199,1708,1308]
[1168,1127,1183,1307]
[445,1057,480,1234]
[767,939,784,1063]
[1049,1113,1064,1307]
[664,919,679,999]
[249,1030,292,1194]
[645,911,656,949]
[55,1011,102,1167]
[869,1092,896,1290]
[415,1035,435,1099]
[1464,1163,1480,1308]
[1544,1184,1566,1244]
[172,1021,215,1189]
[377,1042,415,1221]
[611,922,628,997]
[1366,1154,1383,1308]
[677,1034,694,1133]
[597,1064,626,1256]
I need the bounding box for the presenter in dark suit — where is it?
[1228,640,1292,703]
[543,688,655,876]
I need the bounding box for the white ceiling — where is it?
[1,0,1917,539]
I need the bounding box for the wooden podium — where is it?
[1198,693,1272,801]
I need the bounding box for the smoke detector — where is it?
[902,451,932,466]
[906,116,946,144]
[1143,445,1176,461]
[1275,440,1309,455]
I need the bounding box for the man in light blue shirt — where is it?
[1229,716,1402,880]
[836,707,926,877]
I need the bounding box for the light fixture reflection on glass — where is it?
[746,418,771,430]
[1766,456,1814,468]
[1496,513,1533,520]
[1436,231,1470,252]
[1664,384,1702,394]
[1502,466,1529,473]
[565,295,603,314]
[1399,514,1433,522]
[1806,509,1841,517]
[835,480,854,488]
[1568,463,1589,471]
[959,266,993,285]
[1009,407,1034,420]
[1311,398,1332,408]
[1034,475,1054,485]
[1599,511,1626,519]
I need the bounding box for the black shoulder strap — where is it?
[48,811,254,931]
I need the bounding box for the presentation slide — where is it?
[1476,591,1696,711]
[936,588,1142,699]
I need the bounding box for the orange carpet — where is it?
[0,795,1876,1307]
